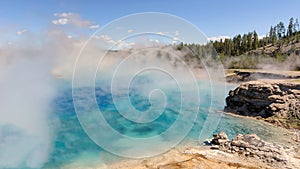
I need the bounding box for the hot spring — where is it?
[41,75,290,169]
[0,48,292,169]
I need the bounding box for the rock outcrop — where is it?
[209,132,300,168]
[224,80,300,129]
[226,70,300,83]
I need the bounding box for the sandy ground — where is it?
[101,146,273,169]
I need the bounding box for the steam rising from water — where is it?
[0,52,56,168]
[0,13,226,168]
[0,27,82,168]
[1,12,296,169]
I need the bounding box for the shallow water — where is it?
[40,79,292,169]
[0,77,291,169]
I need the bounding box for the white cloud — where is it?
[67,35,72,39]
[208,35,230,42]
[54,12,72,17]
[99,35,112,41]
[157,32,169,35]
[95,35,115,44]
[127,29,133,33]
[65,13,91,28]
[52,18,69,25]
[89,24,100,29]
[95,34,135,49]
[16,29,27,35]
[52,12,92,28]
[115,40,135,49]
[258,35,266,40]
[174,30,179,36]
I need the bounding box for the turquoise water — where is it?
[39,79,291,169]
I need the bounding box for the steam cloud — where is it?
[0,27,78,168]
[0,59,55,168]
[0,12,226,168]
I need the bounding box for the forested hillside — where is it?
[212,17,300,57]
[179,17,300,70]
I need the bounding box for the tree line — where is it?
[210,17,300,57]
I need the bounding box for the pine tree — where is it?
[288,17,294,37]
[247,32,253,50]
[253,31,259,49]
[236,34,241,55]
[224,39,231,55]
[276,22,285,39]
[269,26,274,43]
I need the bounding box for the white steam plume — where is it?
[0,34,57,168]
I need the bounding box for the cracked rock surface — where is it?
[209,132,300,169]
[224,80,300,129]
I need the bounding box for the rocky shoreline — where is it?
[208,132,300,169]
[226,69,300,83]
[224,80,300,130]
[220,76,300,168]
[103,131,300,169]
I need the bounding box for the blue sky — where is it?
[1,0,300,39]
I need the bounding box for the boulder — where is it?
[210,132,288,165]
[211,132,229,146]
[224,80,300,129]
